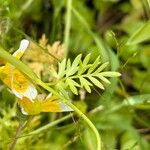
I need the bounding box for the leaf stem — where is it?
[64,0,72,58]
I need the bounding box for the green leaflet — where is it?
[94,74,111,84]
[88,56,101,74]
[66,54,81,77]
[58,58,66,79]
[87,76,104,89]
[66,78,79,95]
[83,53,91,65]
[94,62,109,74]
[79,77,92,93]
[78,53,92,75]
[99,72,121,77]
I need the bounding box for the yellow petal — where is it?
[18,97,40,115]
[41,96,73,112]
[58,101,73,112]
[0,64,12,87]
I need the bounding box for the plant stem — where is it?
[37,80,101,150]
[22,104,104,139]
[30,114,72,135]
[148,0,150,10]
[9,121,24,150]
[18,0,33,18]
[65,101,101,150]
[64,0,72,58]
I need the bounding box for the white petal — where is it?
[12,84,37,101]
[19,39,29,51]
[45,93,52,99]
[21,107,28,115]
[13,39,29,58]
[12,89,23,99]
[22,84,37,100]
[59,102,73,112]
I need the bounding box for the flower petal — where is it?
[21,107,28,115]
[13,39,29,59]
[18,97,39,115]
[12,83,37,101]
[58,101,73,112]
[41,96,73,112]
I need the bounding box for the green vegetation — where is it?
[0,0,150,150]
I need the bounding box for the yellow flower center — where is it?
[12,69,29,92]
[0,64,29,93]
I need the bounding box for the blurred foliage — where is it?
[0,0,150,150]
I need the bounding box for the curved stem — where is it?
[65,101,101,150]
[64,0,72,58]
[37,80,101,150]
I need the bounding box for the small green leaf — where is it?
[72,54,82,68]
[68,78,80,87]
[78,63,91,75]
[88,76,104,89]
[79,77,92,93]
[95,74,111,84]
[94,62,109,74]
[66,59,71,72]
[50,66,58,78]
[66,67,78,77]
[83,53,91,65]
[66,78,78,95]
[78,54,91,75]
[100,71,121,77]
[88,56,101,74]
[66,54,82,77]
[58,58,66,79]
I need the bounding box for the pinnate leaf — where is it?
[88,76,104,89]
[88,56,100,74]
[79,77,92,93]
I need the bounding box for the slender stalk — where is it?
[18,0,34,18]
[29,114,72,135]
[9,121,24,150]
[64,0,72,58]
[63,135,79,149]
[65,101,101,150]
[37,80,101,150]
[147,0,150,10]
